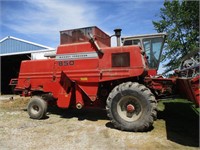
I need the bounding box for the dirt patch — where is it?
[0,96,29,110]
[0,97,199,150]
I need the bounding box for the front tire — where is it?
[106,82,157,131]
[27,96,47,119]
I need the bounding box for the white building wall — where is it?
[31,50,56,60]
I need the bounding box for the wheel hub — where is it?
[117,96,142,122]
[126,104,135,113]
[33,105,39,112]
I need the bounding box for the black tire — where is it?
[27,96,47,119]
[11,85,16,94]
[106,82,157,131]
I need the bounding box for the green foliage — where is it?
[153,0,199,73]
[158,98,200,115]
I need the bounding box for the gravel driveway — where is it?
[0,97,199,150]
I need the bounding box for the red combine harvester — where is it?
[10,26,199,131]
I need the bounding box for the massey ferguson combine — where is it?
[10,26,199,131]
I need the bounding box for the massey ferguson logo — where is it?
[56,52,98,60]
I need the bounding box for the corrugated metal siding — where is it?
[0,38,47,55]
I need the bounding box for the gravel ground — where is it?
[0,97,199,150]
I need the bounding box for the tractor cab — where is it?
[122,33,166,73]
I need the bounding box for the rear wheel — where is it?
[27,96,47,119]
[106,82,157,131]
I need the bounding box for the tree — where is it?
[153,0,199,73]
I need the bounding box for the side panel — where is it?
[16,60,73,108]
[99,46,146,81]
[15,43,147,109]
[55,43,100,107]
[15,59,55,91]
[56,43,100,82]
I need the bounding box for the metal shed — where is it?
[0,36,55,94]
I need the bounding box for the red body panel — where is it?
[13,27,199,109]
[16,59,55,90]
[147,69,157,76]
[15,42,146,108]
[176,76,200,106]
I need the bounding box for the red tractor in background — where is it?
[10,26,199,131]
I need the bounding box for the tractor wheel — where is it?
[27,96,47,119]
[106,82,157,131]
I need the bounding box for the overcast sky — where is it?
[0,0,165,72]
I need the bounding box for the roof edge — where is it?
[0,49,55,57]
[0,36,54,50]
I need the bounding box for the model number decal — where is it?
[58,61,74,66]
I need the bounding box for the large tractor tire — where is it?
[106,82,157,132]
[27,96,47,119]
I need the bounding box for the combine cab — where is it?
[122,33,166,75]
[10,26,199,131]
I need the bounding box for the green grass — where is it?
[158,98,200,115]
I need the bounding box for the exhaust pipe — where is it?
[114,28,122,46]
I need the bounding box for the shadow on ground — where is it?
[158,101,199,147]
[46,100,199,146]
[47,106,153,132]
[48,107,108,121]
